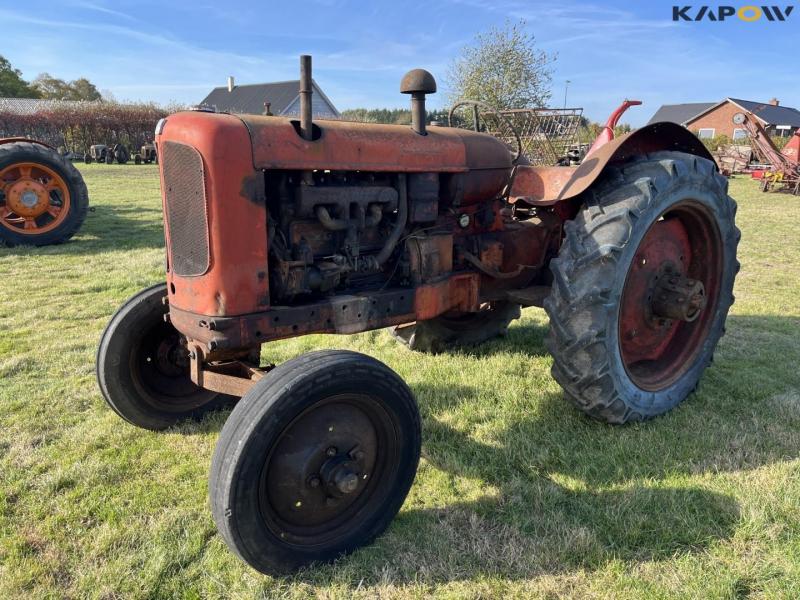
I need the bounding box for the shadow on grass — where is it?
[0,204,165,256]
[167,313,798,582]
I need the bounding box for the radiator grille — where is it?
[161,141,209,277]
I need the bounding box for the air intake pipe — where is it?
[400,69,436,135]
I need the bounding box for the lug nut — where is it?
[308,476,321,488]
[326,446,337,457]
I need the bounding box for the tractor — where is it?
[84,143,130,165]
[0,138,89,246]
[97,56,740,574]
[133,142,158,165]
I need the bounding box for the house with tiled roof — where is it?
[200,76,340,118]
[648,98,800,139]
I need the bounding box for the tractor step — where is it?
[503,285,550,307]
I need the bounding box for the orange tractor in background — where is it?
[97,56,740,574]
[0,138,89,246]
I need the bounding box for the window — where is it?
[733,128,747,140]
[698,128,715,139]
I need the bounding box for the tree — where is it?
[68,78,102,101]
[32,73,70,99]
[33,73,102,101]
[0,55,39,98]
[446,20,555,110]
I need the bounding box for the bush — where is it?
[0,101,181,153]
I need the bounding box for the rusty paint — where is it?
[240,114,512,173]
[618,203,723,391]
[158,112,269,317]
[585,99,642,158]
[189,353,268,396]
[508,165,578,206]
[154,88,719,403]
[170,273,483,353]
[510,122,714,205]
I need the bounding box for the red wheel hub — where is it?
[619,203,723,391]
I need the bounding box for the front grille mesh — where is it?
[162,141,210,277]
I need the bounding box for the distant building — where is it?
[648,98,800,139]
[200,76,340,118]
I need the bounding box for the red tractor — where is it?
[97,56,739,574]
[0,138,89,246]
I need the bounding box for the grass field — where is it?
[1,163,799,599]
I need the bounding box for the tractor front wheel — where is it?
[96,283,233,430]
[544,152,739,423]
[209,350,421,574]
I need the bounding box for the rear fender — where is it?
[509,122,714,206]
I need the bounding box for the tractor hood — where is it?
[237,114,513,173]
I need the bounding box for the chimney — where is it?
[227,76,235,93]
[770,98,779,106]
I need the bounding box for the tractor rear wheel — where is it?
[391,301,521,353]
[96,283,233,430]
[544,152,739,423]
[0,141,89,247]
[113,145,129,164]
[210,350,421,574]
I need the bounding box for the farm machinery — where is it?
[734,111,800,195]
[0,138,89,246]
[97,56,740,574]
[133,142,158,164]
[84,143,130,165]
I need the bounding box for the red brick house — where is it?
[648,98,800,140]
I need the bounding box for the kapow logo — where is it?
[673,5,795,20]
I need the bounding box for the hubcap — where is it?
[20,190,41,209]
[619,202,723,391]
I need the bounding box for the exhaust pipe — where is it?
[300,55,313,141]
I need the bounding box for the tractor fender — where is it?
[510,122,714,205]
[0,137,56,151]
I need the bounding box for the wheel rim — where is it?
[0,162,71,234]
[129,320,214,411]
[618,201,723,391]
[258,394,399,546]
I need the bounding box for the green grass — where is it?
[1,164,799,599]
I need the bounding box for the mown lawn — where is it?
[1,164,799,599]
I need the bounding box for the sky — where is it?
[2,0,797,126]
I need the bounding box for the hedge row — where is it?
[0,102,180,154]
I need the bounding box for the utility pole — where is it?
[563,80,571,109]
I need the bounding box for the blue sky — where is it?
[2,0,797,126]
